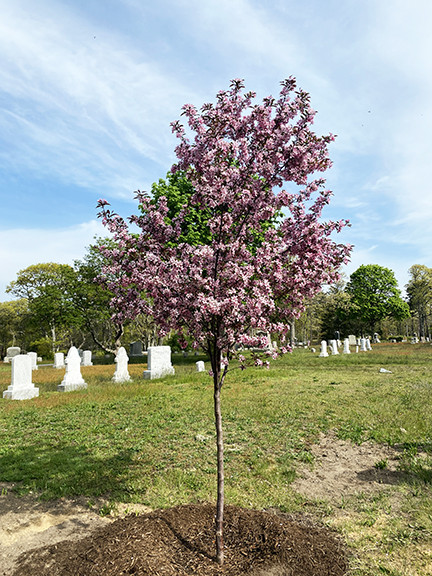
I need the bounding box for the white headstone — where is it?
[365,338,372,351]
[196,360,205,372]
[3,355,39,400]
[27,351,38,370]
[112,347,131,383]
[58,346,88,392]
[348,335,357,346]
[343,338,351,354]
[53,352,65,369]
[329,340,339,355]
[81,350,93,366]
[360,338,367,352]
[319,340,329,357]
[143,346,175,380]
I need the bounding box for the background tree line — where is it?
[2,256,431,359]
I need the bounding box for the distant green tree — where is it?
[406,265,432,339]
[6,263,78,354]
[346,264,410,335]
[71,238,125,354]
[0,299,31,357]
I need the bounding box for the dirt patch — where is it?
[292,430,406,504]
[11,504,348,575]
[1,432,403,574]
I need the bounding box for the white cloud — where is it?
[0,0,199,197]
[0,220,106,301]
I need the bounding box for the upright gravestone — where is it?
[130,341,143,356]
[319,340,329,357]
[112,347,131,383]
[53,352,65,369]
[329,340,339,355]
[143,346,175,379]
[360,338,367,352]
[3,355,39,400]
[365,338,372,351]
[6,347,20,359]
[82,350,93,366]
[196,360,205,372]
[58,346,88,392]
[343,338,351,354]
[4,346,21,363]
[348,335,357,346]
[27,352,38,370]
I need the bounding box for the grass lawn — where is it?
[0,343,431,575]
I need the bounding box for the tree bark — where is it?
[214,374,224,565]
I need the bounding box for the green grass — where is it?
[0,342,431,574]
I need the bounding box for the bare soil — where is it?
[0,432,404,575]
[292,430,407,504]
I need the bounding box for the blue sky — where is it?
[1,0,431,300]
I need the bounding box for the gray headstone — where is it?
[360,338,367,352]
[3,355,39,400]
[143,346,175,380]
[6,347,20,358]
[130,341,143,356]
[348,335,357,346]
[113,347,131,383]
[58,346,88,392]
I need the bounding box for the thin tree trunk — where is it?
[214,375,224,565]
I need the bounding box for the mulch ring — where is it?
[13,504,349,575]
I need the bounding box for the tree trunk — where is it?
[214,376,224,565]
[289,320,295,347]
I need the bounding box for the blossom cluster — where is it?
[97,79,352,379]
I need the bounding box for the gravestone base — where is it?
[3,386,39,400]
[57,381,88,392]
[143,366,175,380]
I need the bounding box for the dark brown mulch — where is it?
[12,504,348,575]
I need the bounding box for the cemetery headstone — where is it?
[348,335,357,346]
[27,351,38,370]
[112,347,131,383]
[53,352,65,369]
[6,347,20,358]
[319,340,329,357]
[360,338,367,352]
[82,350,93,366]
[329,340,339,355]
[130,341,143,356]
[4,346,21,363]
[196,360,205,372]
[58,346,88,392]
[343,338,351,354]
[366,338,372,351]
[143,346,175,379]
[3,355,39,400]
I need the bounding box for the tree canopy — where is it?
[346,264,410,334]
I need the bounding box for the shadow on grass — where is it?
[0,443,137,500]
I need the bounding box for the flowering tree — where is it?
[98,78,351,565]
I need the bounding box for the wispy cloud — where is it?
[0,220,106,299]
